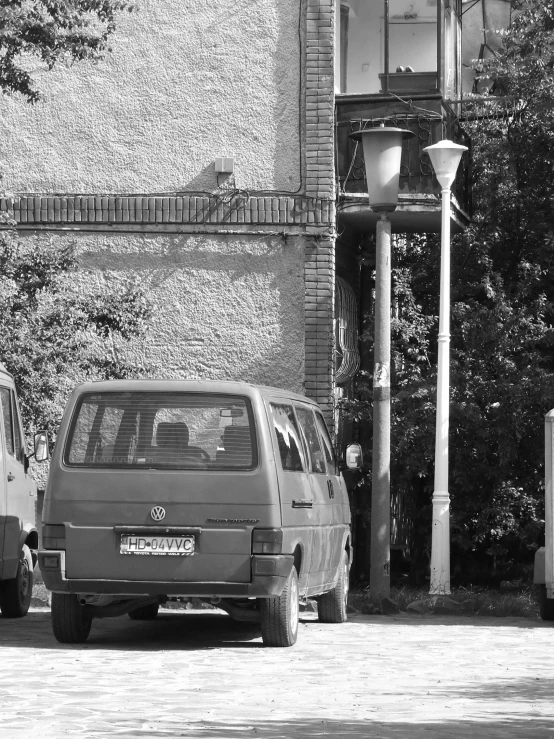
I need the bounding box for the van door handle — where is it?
[292,499,313,508]
[327,480,335,499]
[7,472,14,482]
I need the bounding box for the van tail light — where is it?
[42,524,66,550]
[252,528,283,554]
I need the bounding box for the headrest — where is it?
[222,426,251,447]
[156,422,189,448]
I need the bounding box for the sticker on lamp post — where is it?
[373,362,390,387]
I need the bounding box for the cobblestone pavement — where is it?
[1,608,554,739]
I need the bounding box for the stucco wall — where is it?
[1,0,302,194]
[19,229,306,392]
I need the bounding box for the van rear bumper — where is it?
[38,551,294,598]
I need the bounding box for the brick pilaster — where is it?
[305,0,335,202]
[303,1,337,428]
[304,237,335,426]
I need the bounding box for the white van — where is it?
[0,363,39,617]
[39,380,362,646]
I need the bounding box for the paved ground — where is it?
[1,607,554,739]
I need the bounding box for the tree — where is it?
[0,1,144,444]
[0,216,151,441]
[0,0,133,102]
[345,0,554,584]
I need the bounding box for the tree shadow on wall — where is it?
[77,234,293,291]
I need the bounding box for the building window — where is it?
[335,1,461,98]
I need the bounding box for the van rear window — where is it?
[64,393,256,470]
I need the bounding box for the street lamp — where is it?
[423,139,468,595]
[349,124,414,605]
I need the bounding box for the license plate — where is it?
[120,535,195,556]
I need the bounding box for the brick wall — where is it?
[304,0,336,426]
[305,237,335,422]
[305,0,335,201]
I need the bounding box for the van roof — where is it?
[70,379,318,406]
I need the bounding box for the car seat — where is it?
[215,426,253,467]
[155,422,207,465]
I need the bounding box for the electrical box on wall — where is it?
[215,157,235,174]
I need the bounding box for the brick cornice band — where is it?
[1,194,334,227]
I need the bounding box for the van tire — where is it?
[317,550,349,623]
[129,603,159,620]
[0,545,33,618]
[51,593,92,643]
[260,566,299,647]
[539,585,554,621]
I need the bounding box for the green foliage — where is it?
[0,0,134,102]
[345,0,554,581]
[0,226,151,439]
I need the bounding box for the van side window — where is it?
[0,387,14,457]
[295,407,326,474]
[11,392,24,462]
[270,403,305,472]
[315,411,337,474]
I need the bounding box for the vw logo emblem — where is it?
[150,506,166,522]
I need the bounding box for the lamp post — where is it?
[423,139,468,595]
[349,124,414,605]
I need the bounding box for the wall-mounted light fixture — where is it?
[215,157,234,174]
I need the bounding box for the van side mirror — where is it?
[34,431,50,463]
[344,443,363,470]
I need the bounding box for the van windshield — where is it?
[64,392,256,470]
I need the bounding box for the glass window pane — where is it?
[444,2,460,98]
[98,407,127,463]
[68,401,97,464]
[340,0,438,95]
[295,407,326,474]
[11,391,24,461]
[315,412,337,473]
[65,393,255,470]
[343,0,383,94]
[0,387,14,456]
[269,403,305,472]
[388,23,437,75]
[339,3,350,93]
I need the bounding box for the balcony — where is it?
[335,95,471,235]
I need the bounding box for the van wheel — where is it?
[51,593,92,643]
[317,550,349,623]
[260,566,299,647]
[129,603,159,620]
[539,585,554,621]
[0,545,33,618]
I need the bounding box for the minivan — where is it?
[0,363,39,617]
[39,380,361,646]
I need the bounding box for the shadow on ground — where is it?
[440,676,554,705]
[1,609,552,654]
[69,717,554,738]
[0,611,266,651]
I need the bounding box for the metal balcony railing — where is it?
[335,95,471,217]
